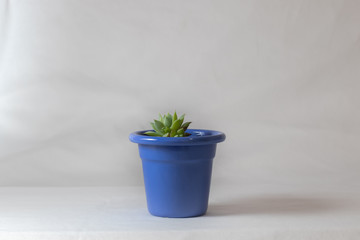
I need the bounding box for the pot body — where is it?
[139,144,216,217]
[129,129,225,218]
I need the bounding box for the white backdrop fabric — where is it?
[1,186,360,240]
[0,0,360,190]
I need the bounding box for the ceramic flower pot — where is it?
[129,129,225,218]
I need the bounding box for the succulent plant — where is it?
[144,111,191,137]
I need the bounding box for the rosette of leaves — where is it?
[144,112,191,137]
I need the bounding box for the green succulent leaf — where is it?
[154,120,165,133]
[178,114,185,126]
[181,122,191,131]
[144,131,162,137]
[170,119,182,131]
[170,129,177,137]
[173,111,178,122]
[164,114,172,128]
[177,128,184,135]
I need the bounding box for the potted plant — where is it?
[129,112,225,218]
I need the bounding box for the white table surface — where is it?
[1,184,359,240]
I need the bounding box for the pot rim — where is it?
[129,129,225,146]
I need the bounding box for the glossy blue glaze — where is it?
[129,129,225,218]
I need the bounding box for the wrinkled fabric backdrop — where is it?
[0,0,359,188]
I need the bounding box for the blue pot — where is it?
[129,129,225,218]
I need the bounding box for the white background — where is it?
[0,0,360,190]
